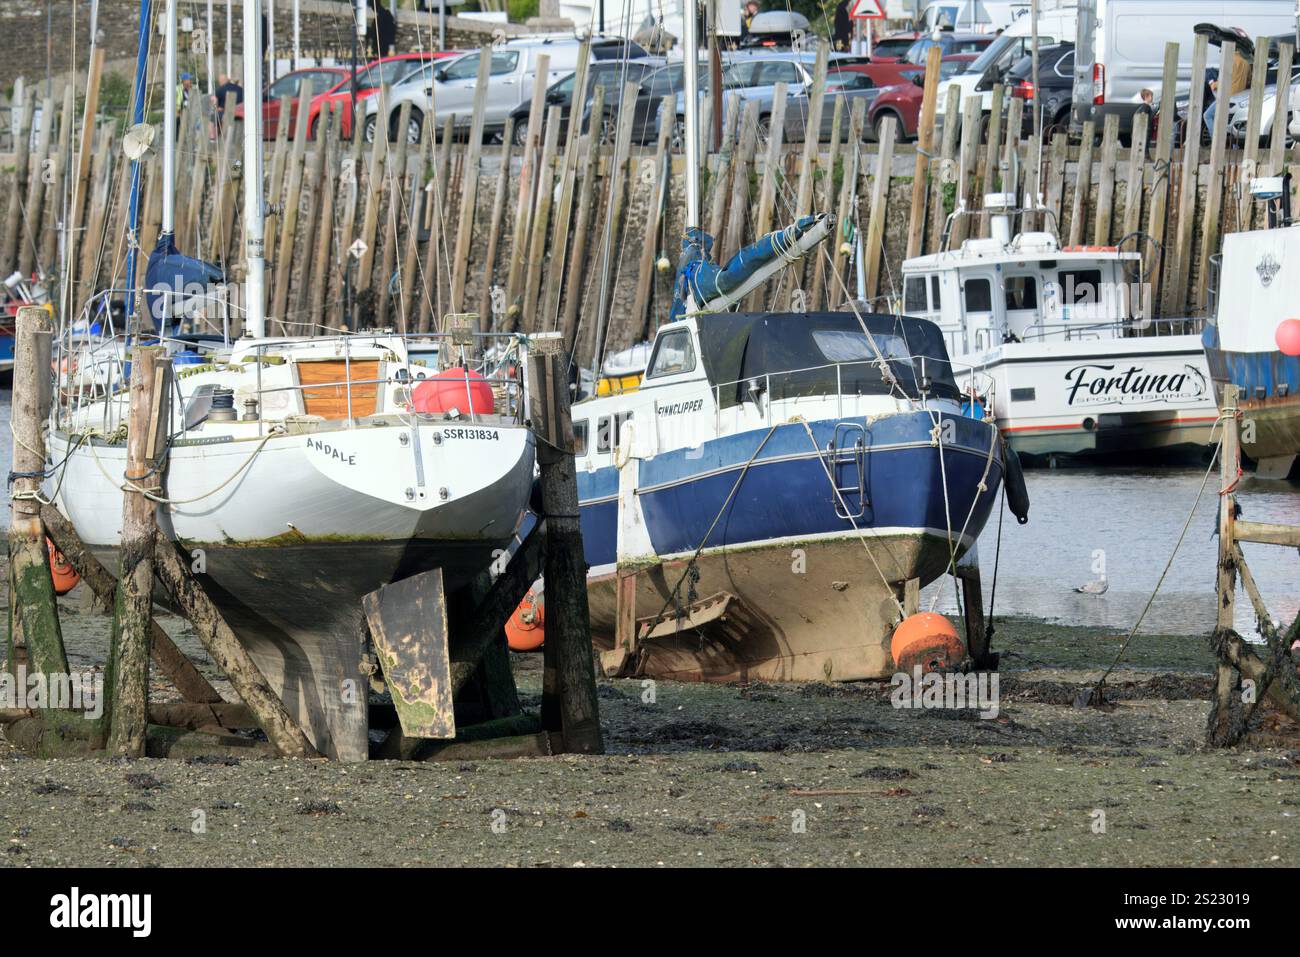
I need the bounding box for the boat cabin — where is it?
[902,231,1142,357]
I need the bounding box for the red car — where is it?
[866,53,978,141]
[235,53,459,140]
[866,31,923,63]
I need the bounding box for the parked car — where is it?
[591,61,711,146]
[868,31,925,63]
[236,67,350,139]
[903,31,995,64]
[506,59,662,146]
[364,36,649,143]
[782,71,881,142]
[737,10,812,49]
[1006,42,1076,137]
[865,53,978,141]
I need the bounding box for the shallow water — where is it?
[3,387,1295,638]
[925,465,1300,639]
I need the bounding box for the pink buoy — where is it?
[1276,318,1300,357]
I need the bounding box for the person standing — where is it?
[213,73,244,129]
[741,1,760,35]
[370,0,397,60]
[834,0,852,52]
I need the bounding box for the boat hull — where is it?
[50,421,535,760]
[580,410,1003,681]
[965,335,1218,463]
[1203,328,1300,478]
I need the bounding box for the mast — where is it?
[123,0,153,328]
[243,0,266,337]
[162,0,177,240]
[682,0,700,228]
[1030,0,1042,211]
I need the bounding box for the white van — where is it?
[944,1,1296,134]
[1081,0,1296,133]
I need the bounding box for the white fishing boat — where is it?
[45,0,537,760]
[1202,176,1300,479]
[902,194,1219,464]
[567,16,1017,683]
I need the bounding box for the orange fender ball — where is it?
[47,539,81,596]
[891,612,964,674]
[506,593,545,652]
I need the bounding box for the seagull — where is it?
[1075,578,1109,595]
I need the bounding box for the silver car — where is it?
[364,35,648,143]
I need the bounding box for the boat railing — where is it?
[1017,316,1203,343]
[53,325,532,433]
[705,353,991,428]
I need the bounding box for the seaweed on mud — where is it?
[713,759,764,773]
[853,766,916,780]
[124,773,166,790]
[295,800,343,816]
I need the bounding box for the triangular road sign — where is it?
[850,0,885,18]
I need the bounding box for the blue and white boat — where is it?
[1203,177,1300,480]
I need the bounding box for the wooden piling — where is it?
[1168,33,1208,316]
[864,115,896,303]
[905,43,944,260]
[1195,40,1234,313]
[528,345,603,754]
[559,86,604,349]
[107,347,168,757]
[1145,42,1178,306]
[6,306,68,682]
[522,106,562,331]
[479,120,516,331]
[1092,114,1120,246]
[450,50,493,315]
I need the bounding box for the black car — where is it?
[506,59,662,146]
[1007,42,1075,136]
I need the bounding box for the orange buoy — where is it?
[505,593,545,652]
[47,539,81,595]
[411,368,496,415]
[890,612,964,674]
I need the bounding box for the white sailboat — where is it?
[46,0,536,760]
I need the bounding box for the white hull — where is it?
[958,334,1218,461]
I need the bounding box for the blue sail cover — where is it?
[144,232,226,334]
[669,215,823,322]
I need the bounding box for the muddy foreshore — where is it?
[3,578,1298,867]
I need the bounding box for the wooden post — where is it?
[479,120,517,331]
[1267,43,1294,178]
[906,43,944,259]
[66,47,106,309]
[39,503,221,704]
[630,98,674,336]
[40,84,75,280]
[399,106,434,333]
[722,100,761,262]
[928,86,961,253]
[744,83,788,311]
[1092,114,1120,246]
[1067,120,1096,246]
[829,99,865,308]
[153,534,320,758]
[978,83,1005,237]
[18,94,55,278]
[7,306,68,682]
[559,87,604,349]
[375,101,412,329]
[2,91,34,271]
[1168,33,1208,316]
[528,345,603,754]
[107,347,167,757]
[271,90,312,333]
[300,106,334,332]
[450,50,493,314]
[1238,36,1270,230]
[1145,42,1178,307]
[540,43,593,329]
[950,94,985,248]
[1209,384,1241,744]
[521,106,562,331]
[706,96,741,255]
[1121,109,1149,242]
[356,90,389,294]
[1195,40,1234,313]
[864,116,896,302]
[505,53,551,318]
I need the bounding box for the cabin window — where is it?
[573,420,588,456]
[930,275,942,309]
[1010,387,1036,402]
[646,330,696,378]
[1005,275,1038,311]
[1059,269,1103,305]
[963,278,992,312]
[596,416,612,454]
[813,329,909,363]
[904,276,927,312]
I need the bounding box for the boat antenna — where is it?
[683,0,701,229]
[243,0,267,337]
